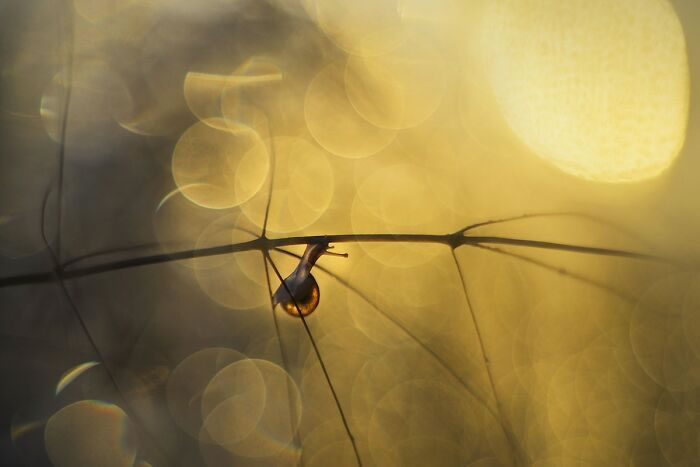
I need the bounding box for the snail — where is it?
[272,238,347,317]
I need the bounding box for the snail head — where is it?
[303,237,348,268]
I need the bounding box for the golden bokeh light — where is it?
[310,0,409,57]
[356,163,439,228]
[44,400,137,467]
[630,273,700,392]
[200,359,302,459]
[194,215,269,309]
[351,163,449,266]
[299,329,380,432]
[152,185,231,263]
[116,102,185,137]
[184,61,284,124]
[305,64,397,158]
[183,72,236,124]
[166,348,248,438]
[171,118,269,210]
[345,39,447,130]
[241,136,335,234]
[352,164,438,227]
[346,248,459,345]
[200,360,267,447]
[392,124,480,219]
[348,344,500,447]
[478,0,689,182]
[368,380,481,466]
[4,1,700,466]
[221,57,308,138]
[40,59,132,156]
[55,361,101,395]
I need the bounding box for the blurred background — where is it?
[1,0,699,465]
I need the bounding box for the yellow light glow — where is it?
[40,60,132,156]
[368,380,481,466]
[44,400,137,467]
[305,64,397,159]
[171,118,269,210]
[345,40,446,130]
[201,359,302,458]
[311,0,408,57]
[478,0,689,182]
[221,58,307,137]
[184,70,282,124]
[240,136,335,233]
[166,348,247,438]
[55,361,101,395]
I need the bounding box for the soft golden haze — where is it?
[479,0,689,182]
[0,0,699,466]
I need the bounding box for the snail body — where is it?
[272,239,346,317]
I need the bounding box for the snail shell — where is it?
[272,239,346,317]
[273,271,320,317]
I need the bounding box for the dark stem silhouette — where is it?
[265,252,363,467]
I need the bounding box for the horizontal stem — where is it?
[0,232,676,288]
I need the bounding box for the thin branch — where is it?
[472,244,638,304]
[451,249,525,466]
[472,244,680,322]
[0,232,681,288]
[265,252,362,467]
[54,238,516,437]
[0,271,55,287]
[271,247,509,433]
[261,254,304,461]
[55,278,173,464]
[38,16,172,452]
[53,211,667,272]
[39,162,172,464]
[62,242,165,268]
[55,0,75,265]
[456,211,582,234]
[455,211,655,251]
[261,115,277,238]
[40,128,114,426]
[462,235,669,262]
[41,184,58,264]
[57,235,441,273]
[62,229,257,270]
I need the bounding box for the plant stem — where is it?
[0,232,676,288]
